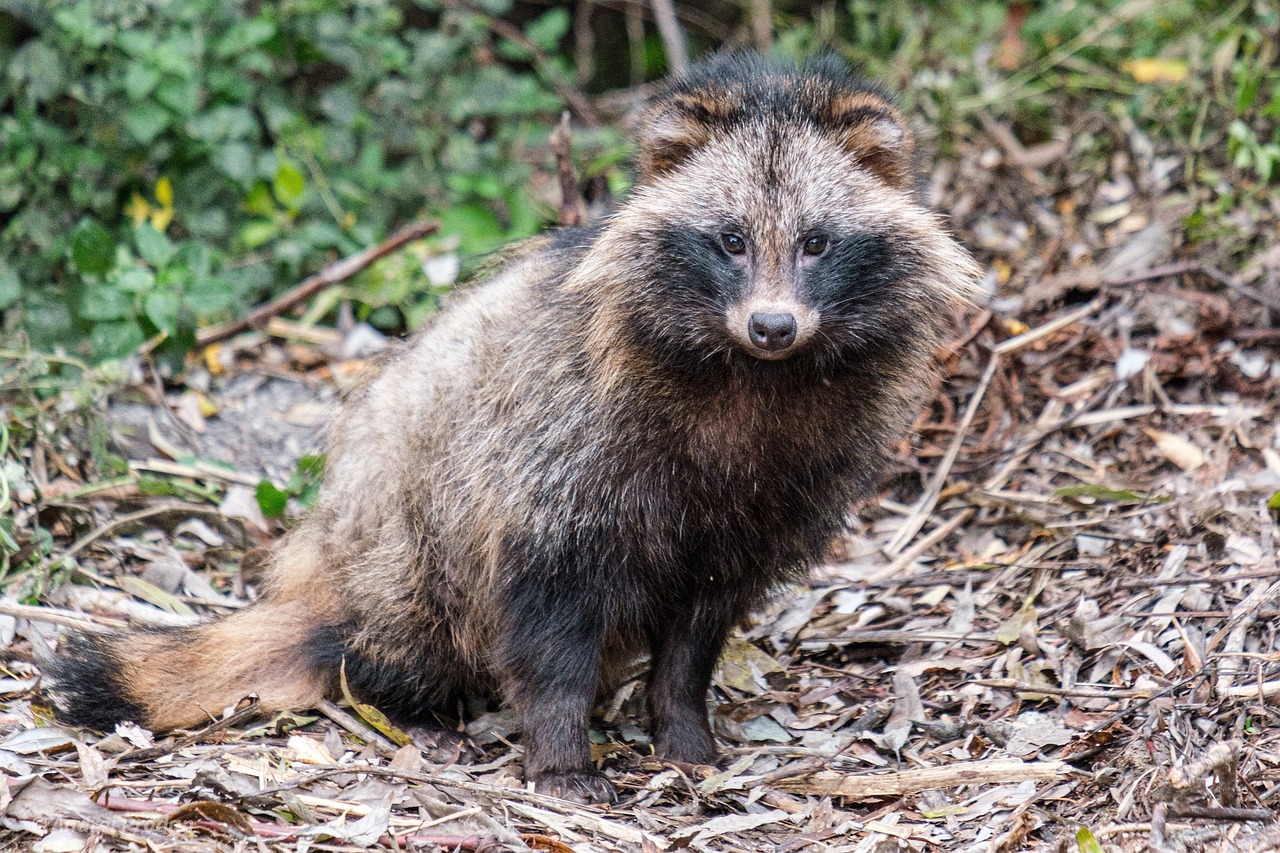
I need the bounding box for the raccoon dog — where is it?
[49,53,980,802]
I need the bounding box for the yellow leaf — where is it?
[715,637,785,694]
[992,257,1013,286]
[1123,58,1188,84]
[150,176,175,232]
[338,660,412,746]
[203,343,224,375]
[125,192,151,227]
[154,176,173,208]
[195,391,218,418]
[150,206,174,232]
[997,600,1038,645]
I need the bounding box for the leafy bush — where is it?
[0,0,600,362]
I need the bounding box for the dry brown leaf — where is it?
[74,741,109,790]
[1143,428,1205,471]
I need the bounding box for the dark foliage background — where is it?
[0,0,1276,364]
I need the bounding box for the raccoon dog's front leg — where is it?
[647,598,736,766]
[501,571,614,804]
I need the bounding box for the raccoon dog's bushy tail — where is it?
[47,543,338,732]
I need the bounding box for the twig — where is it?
[196,221,438,346]
[624,1,646,85]
[863,509,974,582]
[549,112,582,227]
[574,0,595,86]
[885,358,996,556]
[438,0,602,127]
[1120,568,1280,589]
[649,0,688,76]
[798,629,997,650]
[775,758,1070,800]
[130,458,261,487]
[885,298,1104,556]
[749,0,772,53]
[316,699,399,757]
[975,678,1154,700]
[117,701,264,764]
[33,504,229,579]
[0,601,125,632]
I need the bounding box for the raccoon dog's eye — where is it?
[720,233,747,255]
[802,235,830,256]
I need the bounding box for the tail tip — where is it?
[44,633,146,732]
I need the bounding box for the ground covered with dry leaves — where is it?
[3,89,1280,853]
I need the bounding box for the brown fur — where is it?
[48,53,980,803]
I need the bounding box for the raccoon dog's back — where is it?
[48,53,981,802]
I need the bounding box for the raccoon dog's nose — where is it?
[748,312,797,352]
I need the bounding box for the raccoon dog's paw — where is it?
[532,769,616,804]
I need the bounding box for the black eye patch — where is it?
[802,231,908,306]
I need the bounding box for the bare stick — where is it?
[625,1,645,85]
[885,356,996,556]
[116,701,264,764]
[574,0,596,86]
[0,601,125,632]
[650,0,688,76]
[35,504,229,578]
[776,759,1069,799]
[885,298,1104,556]
[549,112,582,227]
[196,221,439,346]
[316,698,399,757]
[750,0,772,53]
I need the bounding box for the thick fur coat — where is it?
[49,53,980,802]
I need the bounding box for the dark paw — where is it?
[654,725,718,766]
[532,770,616,804]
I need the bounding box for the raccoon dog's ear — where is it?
[824,94,916,190]
[635,92,729,182]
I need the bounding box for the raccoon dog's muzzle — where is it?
[726,299,819,360]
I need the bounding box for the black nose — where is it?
[748,312,797,352]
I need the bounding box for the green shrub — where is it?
[0,0,593,362]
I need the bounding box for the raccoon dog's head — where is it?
[600,53,981,371]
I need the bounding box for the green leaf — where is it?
[524,7,571,51]
[0,260,19,310]
[240,219,278,249]
[10,41,66,103]
[1054,485,1150,504]
[273,160,306,210]
[124,63,162,100]
[1076,826,1104,853]
[156,75,200,117]
[89,318,146,359]
[243,182,276,217]
[79,283,132,321]
[213,142,256,185]
[125,104,170,144]
[117,268,156,293]
[184,279,237,316]
[144,288,180,334]
[118,576,196,617]
[134,223,175,268]
[1268,491,1280,523]
[71,220,116,276]
[256,480,288,518]
[437,202,505,254]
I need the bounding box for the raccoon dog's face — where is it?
[608,55,980,371]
